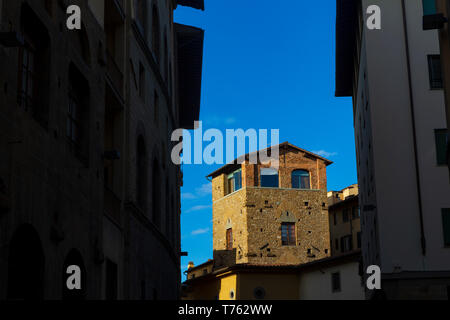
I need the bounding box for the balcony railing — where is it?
[106,50,124,98]
[104,186,121,225]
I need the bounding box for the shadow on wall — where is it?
[213,249,237,269]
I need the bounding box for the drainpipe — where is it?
[401,0,427,256]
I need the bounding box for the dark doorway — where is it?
[7,224,45,300]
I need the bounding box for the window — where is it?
[136,136,147,209]
[260,168,279,188]
[352,206,358,220]
[226,228,233,250]
[341,235,353,253]
[68,65,90,164]
[333,212,337,225]
[281,222,296,246]
[292,170,310,189]
[226,169,242,195]
[18,4,50,128]
[428,55,443,89]
[435,129,448,166]
[335,238,339,251]
[442,209,450,246]
[331,272,341,292]
[152,5,160,63]
[253,287,266,300]
[342,208,349,222]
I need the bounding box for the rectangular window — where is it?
[331,272,341,292]
[67,96,80,151]
[352,207,358,220]
[333,212,337,225]
[281,222,296,246]
[18,40,36,112]
[442,209,450,246]
[342,208,349,223]
[341,235,353,253]
[435,129,448,166]
[261,168,279,188]
[335,238,339,251]
[226,169,242,195]
[226,228,233,250]
[428,55,443,89]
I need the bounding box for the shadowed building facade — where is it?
[336,0,450,299]
[0,0,203,299]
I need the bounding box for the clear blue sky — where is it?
[174,1,356,279]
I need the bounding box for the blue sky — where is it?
[174,1,356,279]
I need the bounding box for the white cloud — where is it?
[312,150,338,158]
[195,183,212,196]
[182,183,212,200]
[185,204,212,213]
[181,193,196,200]
[191,228,210,236]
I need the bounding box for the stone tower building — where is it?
[207,142,333,269]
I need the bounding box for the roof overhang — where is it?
[335,0,358,97]
[207,142,333,178]
[175,23,204,129]
[177,0,205,10]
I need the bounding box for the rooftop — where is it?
[207,142,333,179]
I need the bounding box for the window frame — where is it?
[427,55,443,90]
[434,129,448,166]
[281,222,296,246]
[226,169,242,195]
[226,228,233,251]
[260,168,279,188]
[291,170,311,189]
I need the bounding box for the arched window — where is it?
[8,224,45,300]
[136,136,147,209]
[151,5,160,63]
[152,158,161,227]
[260,168,279,188]
[292,170,311,189]
[62,249,86,300]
